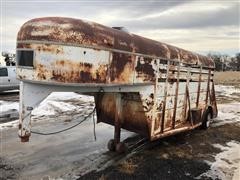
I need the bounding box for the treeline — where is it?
[208,53,240,71]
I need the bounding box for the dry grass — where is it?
[118,159,138,175]
[214,71,240,85]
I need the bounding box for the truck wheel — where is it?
[201,109,211,130]
[116,142,127,154]
[107,139,115,151]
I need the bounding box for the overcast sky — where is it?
[1,0,239,59]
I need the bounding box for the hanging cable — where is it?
[31,107,96,135]
[30,87,104,137]
[93,108,96,141]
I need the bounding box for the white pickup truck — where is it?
[0,66,19,92]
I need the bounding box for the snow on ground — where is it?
[45,92,92,102]
[0,100,19,114]
[0,120,18,130]
[0,99,19,130]
[211,102,240,127]
[33,100,78,116]
[32,92,94,117]
[198,141,240,180]
[215,85,240,98]
[0,92,94,116]
[0,92,94,130]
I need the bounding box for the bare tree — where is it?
[208,53,222,71]
[235,53,240,71]
[229,53,240,71]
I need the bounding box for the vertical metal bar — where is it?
[183,66,190,122]
[186,87,193,126]
[161,60,170,133]
[152,59,160,136]
[185,67,194,126]
[211,77,218,117]
[209,70,214,104]
[19,82,25,141]
[114,93,122,144]
[171,62,180,129]
[205,68,211,105]
[107,52,112,83]
[133,55,138,84]
[196,65,202,108]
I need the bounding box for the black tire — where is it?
[107,139,115,151]
[201,109,212,130]
[116,142,127,154]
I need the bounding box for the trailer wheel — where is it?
[116,142,127,154]
[201,109,212,130]
[107,139,115,151]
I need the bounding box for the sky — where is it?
[0,0,239,63]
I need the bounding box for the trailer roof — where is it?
[17,17,214,68]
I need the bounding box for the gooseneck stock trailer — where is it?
[16,17,217,152]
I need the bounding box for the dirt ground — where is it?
[78,123,239,180]
[0,71,240,180]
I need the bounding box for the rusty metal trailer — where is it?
[16,17,217,153]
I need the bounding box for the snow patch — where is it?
[0,92,94,129]
[32,92,94,117]
[198,141,240,180]
[32,100,78,116]
[45,92,91,101]
[211,103,240,127]
[0,100,19,113]
[215,85,240,98]
[0,119,18,130]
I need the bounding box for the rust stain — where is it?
[154,113,161,131]
[142,93,154,112]
[165,109,173,129]
[110,53,134,82]
[34,60,108,83]
[17,43,31,49]
[157,101,164,111]
[36,64,47,80]
[96,93,150,137]
[135,56,155,82]
[17,17,214,67]
[20,135,30,142]
[36,44,64,54]
[55,60,107,83]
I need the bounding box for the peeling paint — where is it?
[16,17,217,142]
